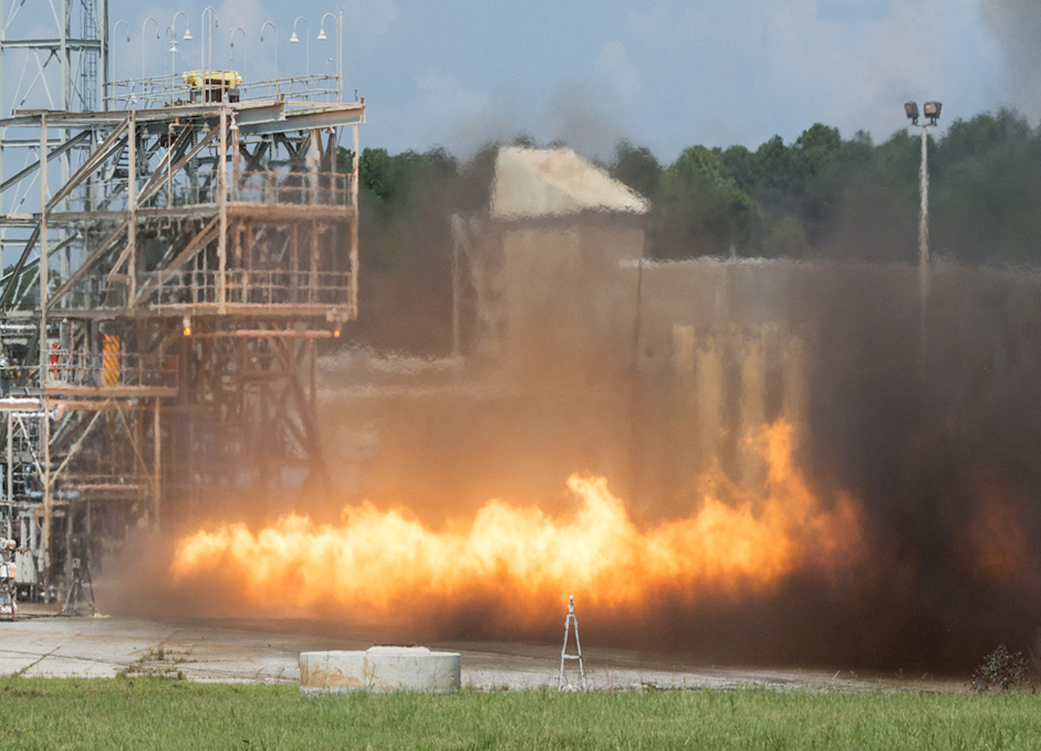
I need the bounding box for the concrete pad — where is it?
[0,612,961,692]
[300,646,461,694]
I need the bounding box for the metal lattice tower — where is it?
[0,7,363,606]
[0,0,108,115]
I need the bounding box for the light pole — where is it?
[230,26,247,82]
[904,100,942,369]
[170,12,193,78]
[142,17,160,80]
[113,21,130,82]
[201,6,219,74]
[260,22,278,80]
[317,11,342,100]
[290,17,310,77]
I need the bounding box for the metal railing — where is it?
[60,171,351,212]
[41,262,351,312]
[238,75,341,103]
[229,170,350,206]
[150,269,352,307]
[43,351,178,390]
[104,73,342,110]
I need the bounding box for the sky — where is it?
[92,0,1041,161]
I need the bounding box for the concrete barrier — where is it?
[300,646,461,694]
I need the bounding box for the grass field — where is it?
[0,677,1038,750]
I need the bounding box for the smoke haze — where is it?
[104,138,1041,678]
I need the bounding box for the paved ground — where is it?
[0,605,960,692]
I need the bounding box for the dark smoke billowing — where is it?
[111,142,1041,679]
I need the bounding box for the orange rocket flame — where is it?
[170,421,860,622]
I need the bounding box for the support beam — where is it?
[0,130,89,194]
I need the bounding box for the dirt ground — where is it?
[0,603,961,692]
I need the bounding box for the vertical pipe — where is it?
[39,115,51,595]
[127,112,137,305]
[99,0,109,110]
[309,339,316,411]
[231,114,240,202]
[309,128,320,205]
[60,0,69,110]
[350,123,359,317]
[217,106,227,313]
[4,413,10,542]
[153,398,161,529]
[1,0,6,221]
[310,220,318,303]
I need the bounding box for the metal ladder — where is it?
[557,595,587,690]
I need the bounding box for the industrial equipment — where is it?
[0,1,363,607]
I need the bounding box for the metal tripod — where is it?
[557,595,587,690]
[60,557,96,617]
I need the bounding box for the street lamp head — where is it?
[924,101,942,125]
[169,40,178,54]
[904,101,919,126]
[183,28,193,41]
[317,28,327,41]
[289,30,299,44]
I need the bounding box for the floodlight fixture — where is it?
[923,101,942,125]
[904,101,919,125]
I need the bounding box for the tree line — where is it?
[350,108,1041,270]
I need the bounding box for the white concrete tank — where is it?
[300,646,461,694]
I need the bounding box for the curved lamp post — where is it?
[317,11,342,100]
[141,17,160,80]
[230,26,247,82]
[170,12,192,77]
[113,20,130,82]
[201,6,219,74]
[289,16,310,76]
[260,22,279,80]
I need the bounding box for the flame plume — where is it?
[170,421,860,623]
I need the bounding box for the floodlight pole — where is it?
[905,101,941,374]
[918,122,929,334]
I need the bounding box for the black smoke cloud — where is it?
[110,144,1041,679]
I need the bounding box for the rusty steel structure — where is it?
[0,1,364,602]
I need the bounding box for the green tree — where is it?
[609,140,663,200]
[649,145,760,259]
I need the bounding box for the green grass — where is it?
[0,677,1038,750]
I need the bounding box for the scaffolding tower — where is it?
[0,2,364,602]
